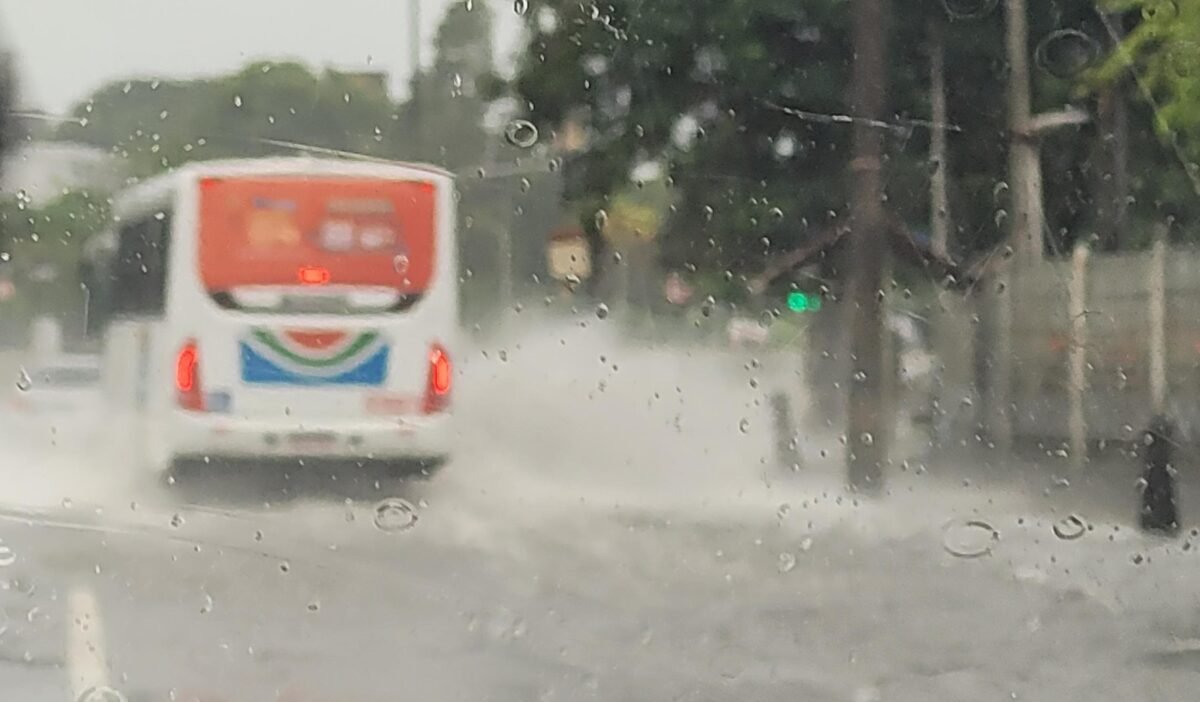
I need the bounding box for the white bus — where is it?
[83,158,459,476]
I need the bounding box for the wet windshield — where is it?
[1,0,1199,700]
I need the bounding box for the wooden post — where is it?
[881,250,896,463]
[1067,239,1089,470]
[931,289,973,448]
[1149,223,1168,415]
[986,265,1014,453]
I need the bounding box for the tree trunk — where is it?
[1098,14,1132,251]
[1112,86,1131,248]
[845,0,891,492]
[929,20,951,260]
[1093,83,1130,252]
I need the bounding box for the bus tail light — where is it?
[298,266,331,285]
[176,339,205,411]
[423,343,451,414]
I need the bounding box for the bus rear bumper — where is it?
[153,411,455,467]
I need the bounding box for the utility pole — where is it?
[845,0,890,492]
[410,0,423,143]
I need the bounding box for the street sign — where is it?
[547,230,592,282]
[603,197,661,246]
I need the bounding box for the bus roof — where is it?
[113,157,455,221]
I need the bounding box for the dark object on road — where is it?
[770,391,802,472]
[1140,414,1179,535]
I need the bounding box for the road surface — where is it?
[1,320,1198,702]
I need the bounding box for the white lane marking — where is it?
[66,586,110,701]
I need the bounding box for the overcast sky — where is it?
[0,0,522,113]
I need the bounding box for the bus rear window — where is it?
[198,176,437,307]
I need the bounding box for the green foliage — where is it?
[1096,0,1200,147]
[393,1,496,169]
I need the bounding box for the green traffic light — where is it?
[786,291,821,312]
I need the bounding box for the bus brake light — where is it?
[298,266,331,285]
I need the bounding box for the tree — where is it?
[55,62,401,178]
[393,0,496,169]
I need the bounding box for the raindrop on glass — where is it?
[776,552,797,574]
[233,94,243,108]
[738,418,751,434]
[513,0,530,15]
[373,498,419,532]
[393,254,410,274]
[504,119,539,148]
[1142,0,1179,21]
[77,687,128,702]
[942,518,998,558]
[940,0,998,19]
[767,207,784,222]
[15,368,31,392]
[0,540,15,567]
[1034,29,1100,79]
[1052,514,1087,540]
[595,303,610,320]
[594,209,609,231]
[860,432,874,446]
[852,370,868,383]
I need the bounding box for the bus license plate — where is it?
[289,431,338,452]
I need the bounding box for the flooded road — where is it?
[0,321,1196,701]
